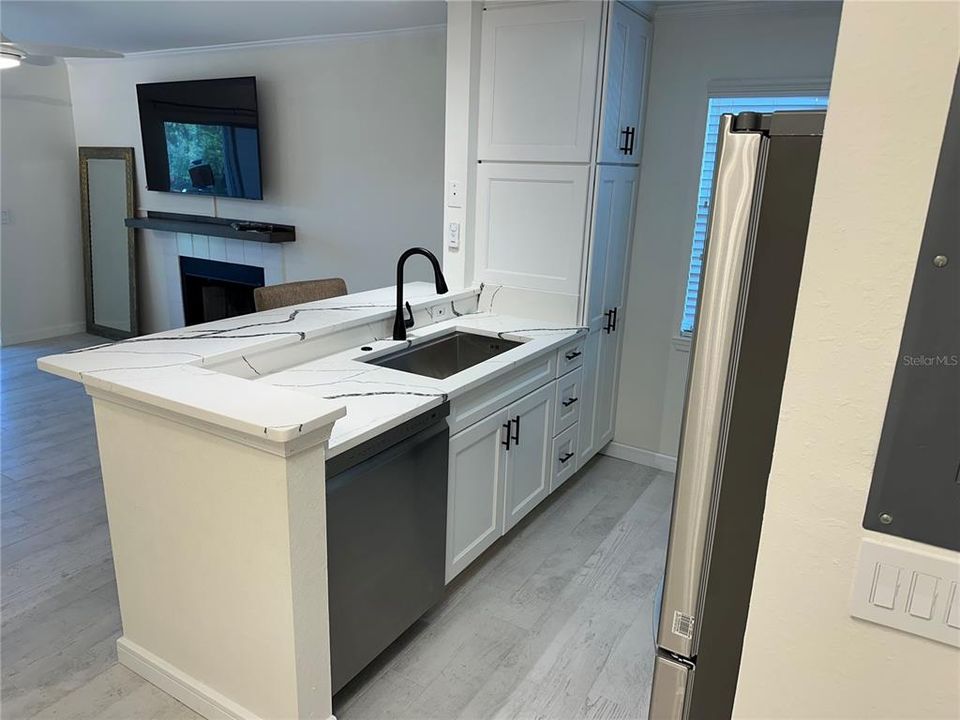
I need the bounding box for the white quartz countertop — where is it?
[38,283,585,454]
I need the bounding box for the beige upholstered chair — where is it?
[254,277,348,311]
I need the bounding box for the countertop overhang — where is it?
[38,283,585,456]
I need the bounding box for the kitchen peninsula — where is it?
[38,282,585,720]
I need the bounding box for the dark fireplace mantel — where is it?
[125,211,295,244]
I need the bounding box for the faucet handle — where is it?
[403,301,415,329]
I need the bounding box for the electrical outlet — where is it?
[433,304,448,319]
[1,210,11,225]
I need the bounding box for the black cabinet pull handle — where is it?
[512,415,520,445]
[559,452,574,464]
[612,307,618,332]
[502,422,511,450]
[562,397,578,407]
[604,309,614,333]
[565,350,582,360]
[626,126,636,155]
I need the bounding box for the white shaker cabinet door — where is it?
[503,381,556,533]
[597,2,652,164]
[475,162,590,296]
[478,1,603,163]
[581,165,638,460]
[446,408,509,582]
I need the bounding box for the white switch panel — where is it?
[851,538,960,648]
[446,221,461,249]
[1,210,11,225]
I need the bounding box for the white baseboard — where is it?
[602,441,677,473]
[1,321,86,346]
[117,637,263,720]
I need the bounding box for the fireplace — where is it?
[179,256,265,326]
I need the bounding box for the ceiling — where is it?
[0,1,447,54]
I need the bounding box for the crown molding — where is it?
[655,0,842,20]
[66,23,446,64]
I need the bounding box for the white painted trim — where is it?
[0,321,86,347]
[602,441,677,473]
[118,637,260,720]
[67,24,446,63]
[655,1,841,20]
[118,637,339,720]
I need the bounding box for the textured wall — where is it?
[734,2,960,716]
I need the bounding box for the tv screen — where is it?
[137,77,263,200]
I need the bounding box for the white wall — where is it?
[0,60,86,345]
[67,26,446,333]
[734,2,960,717]
[612,3,841,462]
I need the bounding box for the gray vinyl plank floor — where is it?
[1,335,672,720]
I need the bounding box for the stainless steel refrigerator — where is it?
[649,110,826,719]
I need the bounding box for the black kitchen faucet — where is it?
[393,247,449,341]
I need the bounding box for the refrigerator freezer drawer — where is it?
[649,653,694,719]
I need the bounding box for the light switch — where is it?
[871,563,901,609]
[907,572,938,619]
[947,583,960,630]
[851,539,960,648]
[446,221,461,249]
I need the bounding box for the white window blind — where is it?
[680,95,829,335]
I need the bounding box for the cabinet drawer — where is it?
[557,336,586,376]
[551,422,579,492]
[449,352,557,435]
[554,367,583,435]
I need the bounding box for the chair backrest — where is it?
[254,278,348,311]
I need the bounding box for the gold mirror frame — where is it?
[79,146,138,339]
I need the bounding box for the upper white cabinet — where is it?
[597,3,652,164]
[478,2,603,163]
[475,162,590,296]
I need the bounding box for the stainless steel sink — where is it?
[364,331,523,380]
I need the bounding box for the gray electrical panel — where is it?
[863,66,960,551]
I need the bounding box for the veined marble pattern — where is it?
[38,283,587,456]
[256,311,588,456]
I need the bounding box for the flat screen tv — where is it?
[137,77,263,200]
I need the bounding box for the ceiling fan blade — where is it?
[14,41,123,59]
[21,54,57,67]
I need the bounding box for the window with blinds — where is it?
[679,94,829,335]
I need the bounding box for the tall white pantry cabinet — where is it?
[474,0,652,466]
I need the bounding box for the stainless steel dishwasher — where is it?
[325,402,449,693]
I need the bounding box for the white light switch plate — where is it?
[446,221,461,249]
[850,538,960,647]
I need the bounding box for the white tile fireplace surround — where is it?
[140,230,285,333]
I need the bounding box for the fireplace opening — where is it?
[179,256,265,326]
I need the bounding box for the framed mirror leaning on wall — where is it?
[79,147,138,339]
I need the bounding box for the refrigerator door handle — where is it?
[656,114,765,659]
